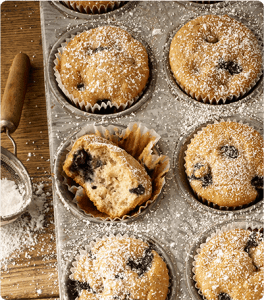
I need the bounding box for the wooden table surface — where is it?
[1,1,263,300]
[1,1,59,299]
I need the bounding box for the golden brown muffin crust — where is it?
[185,121,264,207]
[169,15,262,103]
[195,228,264,300]
[57,26,149,108]
[73,237,170,300]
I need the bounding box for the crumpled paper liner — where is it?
[62,122,170,221]
[61,1,123,14]
[190,220,263,300]
[184,118,263,211]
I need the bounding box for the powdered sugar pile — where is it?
[0,178,25,217]
[0,182,52,267]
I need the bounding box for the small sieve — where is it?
[0,53,33,226]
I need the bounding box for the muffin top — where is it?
[195,228,264,300]
[169,14,262,103]
[57,26,149,107]
[70,236,170,300]
[185,121,264,207]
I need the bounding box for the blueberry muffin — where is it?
[63,135,152,218]
[68,236,170,300]
[195,228,264,300]
[169,14,262,104]
[62,1,123,14]
[56,26,149,111]
[185,121,264,208]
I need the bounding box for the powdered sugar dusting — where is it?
[1,183,55,266]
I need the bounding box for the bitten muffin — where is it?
[63,135,152,218]
[56,26,149,110]
[169,14,262,104]
[185,121,264,208]
[195,228,264,300]
[69,236,170,300]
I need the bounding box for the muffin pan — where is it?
[40,1,263,299]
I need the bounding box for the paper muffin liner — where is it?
[186,218,263,300]
[59,122,170,222]
[67,232,174,300]
[183,118,263,212]
[61,1,124,14]
[168,16,263,105]
[53,28,149,114]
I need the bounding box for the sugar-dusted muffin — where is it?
[56,26,149,111]
[195,228,264,300]
[63,135,152,218]
[169,14,262,104]
[69,236,170,300]
[185,121,264,208]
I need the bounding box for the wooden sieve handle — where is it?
[1,53,31,134]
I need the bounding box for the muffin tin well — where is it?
[163,14,263,107]
[185,218,263,300]
[173,115,264,215]
[51,1,136,19]
[62,232,179,300]
[48,20,157,119]
[54,123,168,223]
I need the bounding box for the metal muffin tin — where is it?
[185,218,263,300]
[62,231,179,300]
[40,1,263,299]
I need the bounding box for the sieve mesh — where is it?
[0,146,32,223]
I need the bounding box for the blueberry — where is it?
[244,231,263,253]
[127,247,153,276]
[201,173,213,188]
[218,58,242,75]
[93,46,108,53]
[66,279,92,300]
[220,145,239,159]
[188,164,213,188]
[70,149,94,182]
[129,184,145,195]
[251,176,263,189]
[77,83,85,91]
[218,293,231,300]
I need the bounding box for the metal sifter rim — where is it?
[0,146,33,225]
